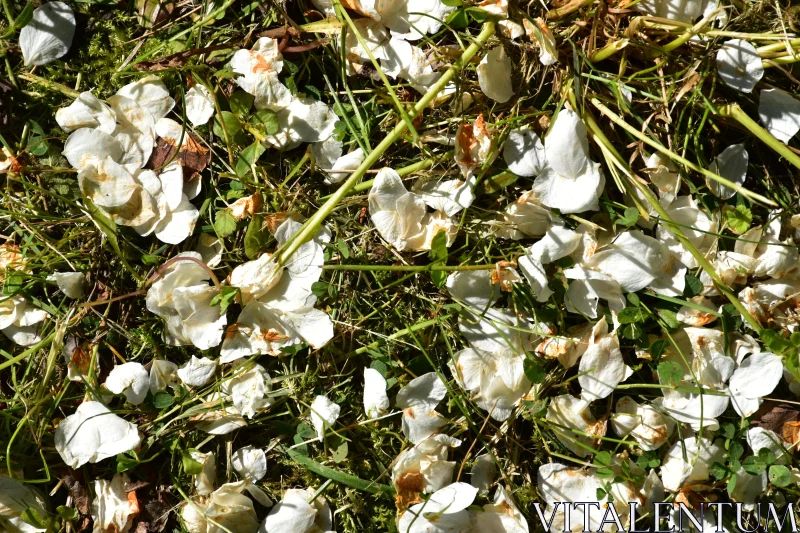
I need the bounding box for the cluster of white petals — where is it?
[54,401,141,468]
[57,76,203,244]
[0,295,48,346]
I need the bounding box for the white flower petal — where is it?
[177,356,218,387]
[105,362,150,405]
[63,128,123,170]
[149,359,178,394]
[729,352,783,399]
[530,225,582,264]
[445,270,499,310]
[759,88,800,144]
[532,163,604,214]
[56,92,117,134]
[368,168,426,251]
[546,394,604,457]
[186,85,215,126]
[92,474,138,533]
[477,46,513,103]
[660,435,724,491]
[47,271,85,298]
[115,75,175,122]
[19,2,75,66]
[586,230,672,292]
[578,319,631,401]
[54,401,141,469]
[232,445,267,482]
[154,194,199,244]
[708,144,748,199]
[518,255,554,302]
[189,451,217,496]
[503,128,546,177]
[0,474,48,533]
[363,367,390,418]
[221,363,273,419]
[196,234,223,268]
[716,39,764,94]
[310,394,341,441]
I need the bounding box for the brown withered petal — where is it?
[752,401,800,443]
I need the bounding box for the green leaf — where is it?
[236,141,266,178]
[656,308,679,329]
[182,450,204,475]
[618,206,640,227]
[724,204,752,235]
[244,215,266,260]
[84,198,123,259]
[213,209,237,237]
[649,339,668,360]
[251,109,280,136]
[213,111,242,140]
[441,0,462,5]
[769,465,792,487]
[116,451,139,473]
[20,507,48,529]
[657,361,683,386]
[209,286,239,314]
[330,437,349,464]
[27,120,48,156]
[14,2,34,29]
[727,473,737,493]
[626,292,641,306]
[719,422,735,440]
[683,274,703,297]
[758,447,777,466]
[428,229,448,288]
[56,506,79,521]
[618,306,647,324]
[621,322,644,340]
[741,455,766,475]
[595,451,612,466]
[596,487,607,500]
[728,440,745,460]
[229,91,254,117]
[336,239,351,260]
[523,357,547,384]
[709,461,727,480]
[466,7,488,22]
[446,9,469,29]
[152,391,175,409]
[286,448,394,495]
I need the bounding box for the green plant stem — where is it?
[659,8,721,54]
[17,74,81,99]
[0,332,56,372]
[590,98,777,206]
[277,21,496,266]
[589,39,629,63]
[718,104,800,171]
[351,314,452,356]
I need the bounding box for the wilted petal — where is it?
[149,359,178,394]
[64,128,124,170]
[0,475,48,533]
[92,474,138,533]
[185,84,215,126]
[477,46,513,103]
[177,356,218,387]
[115,75,175,122]
[707,144,748,199]
[56,91,117,134]
[47,271,85,298]
[105,362,150,405]
[232,445,267,481]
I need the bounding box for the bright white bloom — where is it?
[92,474,138,533]
[189,451,216,496]
[149,359,178,394]
[397,483,477,533]
[182,482,258,533]
[54,401,141,468]
[397,372,448,444]
[532,109,604,214]
[546,394,605,457]
[446,270,500,311]
[716,39,763,93]
[477,46,513,103]
[146,252,227,349]
[393,434,462,494]
[578,318,632,401]
[105,362,150,405]
[363,367,390,418]
[185,85,215,126]
[221,363,273,419]
[503,128,546,177]
[760,88,800,143]
[55,91,117,134]
[471,485,529,533]
[0,295,48,346]
[260,488,333,533]
[660,435,724,491]
[177,356,218,387]
[47,271,85,298]
[728,352,783,417]
[19,2,75,66]
[116,75,175,122]
[611,396,674,450]
[0,475,48,533]
[310,394,341,441]
[708,144,748,199]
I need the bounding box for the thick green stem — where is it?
[590,99,776,206]
[277,21,497,266]
[0,332,57,372]
[718,104,800,171]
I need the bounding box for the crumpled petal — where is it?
[47,271,85,298]
[105,362,150,405]
[56,91,117,134]
[477,46,513,103]
[310,394,341,441]
[92,474,138,533]
[232,445,267,482]
[185,84,216,126]
[177,356,218,387]
[63,128,123,170]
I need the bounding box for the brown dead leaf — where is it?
[752,401,800,444]
[62,474,92,533]
[229,192,262,220]
[146,133,210,182]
